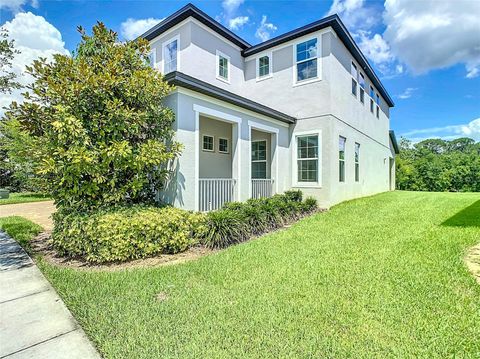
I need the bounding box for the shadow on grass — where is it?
[442,200,480,227]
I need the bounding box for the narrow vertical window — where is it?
[297,135,318,182]
[296,38,318,82]
[163,38,178,73]
[258,55,270,78]
[252,141,267,179]
[339,136,346,182]
[359,73,365,103]
[217,51,230,82]
[351,62,358,97]
[370,86,375,113]
[355,142,360,182]
[376,93,380,118]
[147,50,156,69]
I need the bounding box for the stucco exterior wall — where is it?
[199,116,232,178]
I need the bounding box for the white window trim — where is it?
[256,52,273,81]
[292,36,322,86]
[147,50,156,69]
[355,142,360,182]
[251,140,268,179]
[161,35,180,74]
[339,136,346,183]
[292,130,322,188]
[218,137,229,154]
[202,134,215,152]
[216,50,230,84]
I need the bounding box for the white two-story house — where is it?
[141,3,399,211]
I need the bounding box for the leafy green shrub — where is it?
[302,197,318,213]
[203,191,318,249]
[202,209,248,249]
[52,205,205,263]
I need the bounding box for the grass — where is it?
[6,191,480,358]
[0,216,42,252]
[0,192,51,205]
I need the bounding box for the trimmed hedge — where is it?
[202,190,317,249]
[52,206,205,263]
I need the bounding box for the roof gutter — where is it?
[164,71,297,125]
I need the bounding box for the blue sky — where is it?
[1,0,479,142]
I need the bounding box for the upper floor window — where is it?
[258,55,271,78]
[370,86,375,113]
[376,93,380,118]
[297,135,318,183]
[351,62,358,97]
[163,37,178,74]
[216,51,230,82]
[359,73,365,103]
[339,136,346,182]
[296,38,317,82]
[147,51,156,69]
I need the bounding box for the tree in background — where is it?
[396,137,480,192]
[2,23,181,209]
[0,28,23,191]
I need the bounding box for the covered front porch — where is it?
[195,106,279,211]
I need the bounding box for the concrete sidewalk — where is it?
[0,231,100,359]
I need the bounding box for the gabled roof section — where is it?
[389,130,400,154]
[139,3,251,49]
[165,71,297,124]
[243,14,394,108]
[140,4,394,108]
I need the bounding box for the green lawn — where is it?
[0,192,51,205]
[0,216,42,252]
[6,191,480,358]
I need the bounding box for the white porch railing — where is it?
[251,179,274,199]
[199,178,236,211]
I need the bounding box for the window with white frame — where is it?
[376,93,380,118]
[355,142,360,182]
[218,138,229,154]
[351,62,358,97]
[359,73,365,103]
[202,135,214,152]
[217,51,230,81]
[297,135,318,182]
[258,55,270,78]
[296,38,318,82]
[252,141,267,179]
[370,86,375,113]
[339,136,346,182]
[163,38,178,73]
[147,50,156,69]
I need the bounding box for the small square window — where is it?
[202,135,214,152]
[219,138,229,153]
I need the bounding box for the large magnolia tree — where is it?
[2,23,181,209]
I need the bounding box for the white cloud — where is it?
[228,16,249,30]
[0,12,68,114]
[402,118,480,142]
[327,0,377,31]
[222,0,244,17]
[120,18,164,41]
[356,30,393,65]
[255,15,277,42]
[383,0,480,78]
[397,87,417,100]
[0,0,38,13]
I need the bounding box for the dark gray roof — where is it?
[138,3,250,49]
[389,130,400,154]
[165,71,297,124]
[140,3,394,108]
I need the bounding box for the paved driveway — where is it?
[0,201,55,231]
